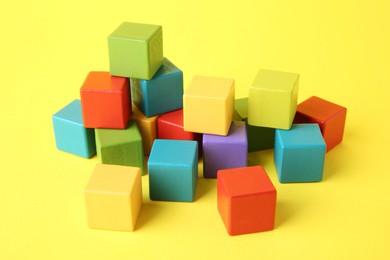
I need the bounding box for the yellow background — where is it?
[1,0,389,259]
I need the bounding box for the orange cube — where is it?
[294,96,347,152]
[80,71,130,129]
[217,166,277,236]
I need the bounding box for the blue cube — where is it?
[274,124,326,183]
[148,139,198,202]
[131,58,183,117]
[52,99,96,158]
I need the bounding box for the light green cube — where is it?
[95,121,145,174]
[108,22,163,80]
[248,69,299,130]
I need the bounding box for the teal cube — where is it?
[148,139,198,202]
[274,124,326,183]
[234,98,275,152]
[131,58,183,117]
[52,99,95,158]
[108,22,163,80]
[95,121,144,174]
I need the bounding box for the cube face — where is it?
[80,71,130,129]
[84,164,142,231]
[108,22,163,80]
[183,76,235,136]
[235,98,275,151]
[294,96,347,152]
[52,99,96,158]
[132,58,183,117]
[95,121,144,174]
[248,69,299,130]
[132,104,158,155]
[157,109,199,141]
[148,139,198,202]
[217,166,277,236]
[203,121,247,178]
[274,124,326,183]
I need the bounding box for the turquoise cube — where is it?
[52,99,96,158]
[274,124,326,183]
[108,22,163,80]
[131,58,183,117]
[234,98,275,152]
[148,139,198,202]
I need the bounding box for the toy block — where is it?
[148,139,198,202]
[108,22,163,80]
[248,69,299,130]
[80,71,130,129]
[235,97,275,152]
[274,124,326,183]
[95,121,145,174]
[294,96,347,152]
[203,121,247,178]
[52,99,96,158]
[84,164,142,231]
[217,166,277,236]
[131,58,183,117]
[157,109,202,149]
[183,75,235,136]
[132,103,158,156]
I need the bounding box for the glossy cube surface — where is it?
[148,139,198,202]
[248,69,299,129]
[217,166,277,236]
[52,99,96,158]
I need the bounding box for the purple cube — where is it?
[203,121,248,178]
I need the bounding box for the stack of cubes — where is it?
[52,21,347,235]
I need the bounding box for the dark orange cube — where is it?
[217,166,277,236]
[294,96,347,152]
[80,72,130,129]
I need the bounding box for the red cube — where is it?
[217,166,277,236]
[80,71,130,129]
[294,96,347,152]
[157,109,202,143]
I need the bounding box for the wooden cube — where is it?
[148,139,198,202]
[132,103,158,156]
[203,121,247,178]
[84,164,142,231]
[95,121,144,174]
[217,166,277,236]
[294,96,347,152]
[183,75,234,136]
[131,58,183,117]
[108,22,163,80]
[248,69,299,130]
[274,124,326,183]
[80,71,130,129]
[52,99,96,158]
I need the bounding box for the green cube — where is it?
[108,22,163,80]
[248,69,299,130]
[95,121,145,174]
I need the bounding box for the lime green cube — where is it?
[248,69,299,130]
[95,121,145,174]
[108,22,163,80]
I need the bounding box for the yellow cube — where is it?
[183,76,235,136]
[84,164,142,231]
[248,69,299,130]
[132,103,158,155]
